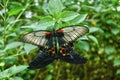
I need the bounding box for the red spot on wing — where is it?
[45,31,51,35]
[57,29,63,33]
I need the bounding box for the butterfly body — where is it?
[22,26,89,69]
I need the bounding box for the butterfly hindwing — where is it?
[28,52,55,69]
[60,50,87,64]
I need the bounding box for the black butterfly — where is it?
[22,26,89,69]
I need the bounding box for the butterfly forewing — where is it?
[22,30,51,46]
[60,26,89,42]
[22,26,88,46]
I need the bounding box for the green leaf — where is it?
[61,11,79,22]
[88,35,98,45]
[69,14,87,25]
[43,0,65,15]
[76,41,89,51]
[45,75,52,80]
[107,54,114,60]
[89,27,99,33]
[0,65,28,79]
[3,42,23,51]
[111,29,119,35]
[116,69,120,75]
[8,65,28,75]
[105,46,115,55]
[114,59,120,66]
[5,56,17,64]
[106,20,116,25]
[46,64,54,73]
[47,64,54,70]
[69,4,80,10]
[0,27,4,32]
[21,16,55,30]
[0,62,5,67]
[8,33,17,37]
[24,43,37,54]
[8,7,24,16]
[37,17,55,29]
[11,77,23,80]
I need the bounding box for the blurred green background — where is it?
[0,0,120,80]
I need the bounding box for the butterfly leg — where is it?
[28,52,55,69]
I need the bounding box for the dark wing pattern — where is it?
[22,30,52,47]
[56,26,88,64]
[22,30,55,69]
[22,26,89,69]
[57,26,89,42]
[28,52,55,69]
[60,50,87,64]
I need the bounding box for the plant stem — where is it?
[6,3,29,31]
[2,0,9,48]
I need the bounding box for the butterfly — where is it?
[22,26,89,69]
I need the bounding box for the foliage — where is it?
[0,0,120,80]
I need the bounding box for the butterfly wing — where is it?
[28,52,55,69]
[22,26,88,46]
[56,26,89,43]
[56,26,88,63]
[22,31,55,69]
[60,50,87,64]
[22,26,88,69]
[21,30,52,47]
